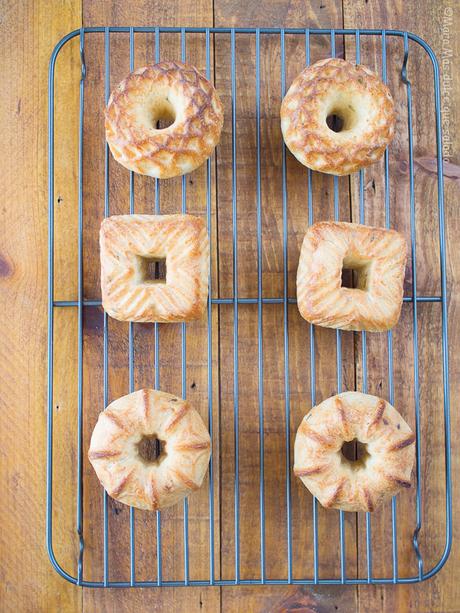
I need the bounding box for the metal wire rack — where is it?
[47,27,452,587]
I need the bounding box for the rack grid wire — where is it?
[47,27,452,587]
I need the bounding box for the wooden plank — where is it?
[342,28,418,584]
[80,2,220,611]
[49,16,83,601]
[0,1,82,612]
[343,0,460,611]
[213,2,359,610]
[81,587,220,612]
[222,585,357,611]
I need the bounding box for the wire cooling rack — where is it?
[47,27,452,587]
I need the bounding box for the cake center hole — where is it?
[341,439,369,466]
[326,104,357,133]
[341,268,356,289]
[326,113,344,133]
[341,257,372,291]
[139,256,167,284]
[137,435,166,464]
[151,99,176,130]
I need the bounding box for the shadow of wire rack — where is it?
[47,27,452,587]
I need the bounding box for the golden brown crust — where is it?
[367,399,386,437]
[388,433,416,452]
[384,474,412,489]
[323,477,347,508]
[100,214,209,323]
[298,421,335,449]
[173,441,212,451]
[335,396,352,440]
[297,221,407,332]
[170,468,201,491]
[165,403,190,434]
[104,410,128,432]
[363,487,375,512]
[281,58,395,175]
[88,389,211,511]
[105,61,223,178]
[111,469,136,499]
[294,465,327,477]
[87,449,121,460]
[294,392,415,512]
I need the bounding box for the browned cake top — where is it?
[281,58,395,175]
[106,61,223,178]
[89,389,211,511]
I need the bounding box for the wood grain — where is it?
[78,2,220,612]
[1,0,459,611]
[0,2,82,612]
[212,2,359,611]
[342,1,460,611]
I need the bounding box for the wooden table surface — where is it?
[1,0,459,611]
